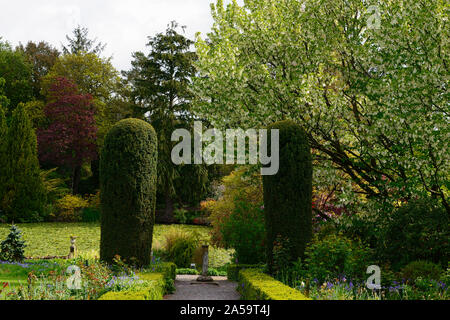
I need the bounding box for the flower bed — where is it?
[98,272,166,300]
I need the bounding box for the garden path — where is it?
[164,275,241,300]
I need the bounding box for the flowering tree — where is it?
[38,77,97,194]
[193,0,449,212]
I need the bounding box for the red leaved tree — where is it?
[38,77,97,194]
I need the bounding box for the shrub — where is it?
[176,268,199,275]
[100,118,158,267]
[401,261,442,282]
[0,225,26,262]
[238,268,310,300]
[163,230,199,268]
[208,167,263,246]
[440,264,450,285]
[99,272,166,300]
[303,234,373,283]
[263,120,312,273]
[378,198,449,270]
[81,192,101,222]
[220,199,266,264]
[176,268,227,276]
[272,235,294,275]
[174,208,189,224]
[40,168,70,206]
[174,208,199,224]
[227,264,262,282]
[81,207,101,222]
[146,262,176,294]
[52,194,88,222]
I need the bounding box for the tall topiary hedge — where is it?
[262,120,312,273]
[100,118,158,267]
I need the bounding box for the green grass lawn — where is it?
[0,223,232,268]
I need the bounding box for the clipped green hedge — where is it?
[98,272,165,300]
[100,118,158,267]
[150,262,176,281]
[176,268,227,276]
[263,120,312,273]
[227,264,262,282]
[238,269,310,300]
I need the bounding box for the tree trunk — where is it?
[159,194,175,224]
[72,165,81,195]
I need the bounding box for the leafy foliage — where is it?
[377,198,449,270]
[207,167,263,246]
[162,230,199,268]
[194,0,450,213]
[37,77,97,194]
[220,199,265,264]
[42,52,121,147]
[302,234,373,283]
[0,40,33,113]
[16,41,60,99]
[401,261,442,282]
[52,195,88,222]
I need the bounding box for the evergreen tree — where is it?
[62,25,106,55]
[263,121,312,274]
[125,21,208,223]
[0,224,26,262]
[0,106,7,219]
[2,104,46,222]
[100,119,158,267]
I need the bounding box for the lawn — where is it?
[0,223,232,268]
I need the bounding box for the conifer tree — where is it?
[0,106,7,217]
[2,104,46,222]
[0,224,26,262]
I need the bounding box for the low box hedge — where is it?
[98,262,177,301]
[98,272,165,300]
[238,269,310,300]
[227,264,262,281]
[150,262,176,281]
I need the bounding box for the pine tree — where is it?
[62,25,106,55]
[3,104,46,222]
[0,224,27,262]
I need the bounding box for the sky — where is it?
[0,0,242,72]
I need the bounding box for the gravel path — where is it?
[164,275,241,300]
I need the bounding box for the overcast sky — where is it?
[0,0,242,72]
